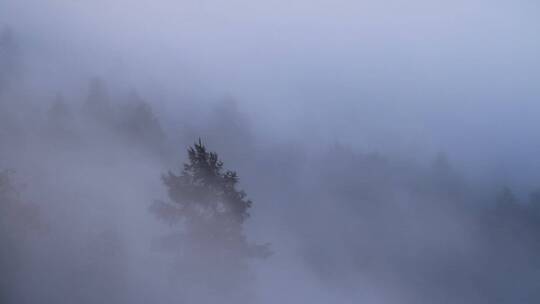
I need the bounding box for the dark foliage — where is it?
[153,139,270,259]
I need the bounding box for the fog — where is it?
[1,1,540,303]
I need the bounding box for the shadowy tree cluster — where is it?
[0,170,40,303]
[41,77,168,156]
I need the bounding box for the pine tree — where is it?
[46,94,74,139]
[82,77,113,123]
[496,186,517,208]
[117,91,165,149]
[152,140,269,303]
[153,139,269,259]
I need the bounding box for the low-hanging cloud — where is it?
[1,1,540,303]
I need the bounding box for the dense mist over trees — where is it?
[1,2,540,303]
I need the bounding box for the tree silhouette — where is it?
[0,26,20,94]
[116,91,165,150]
[81,77,113,123]
[151,140,270,303]
[153,139,270,259]
[495,186,517,208]
[46,93,75,140]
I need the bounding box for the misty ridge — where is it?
[1,4,540,303]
